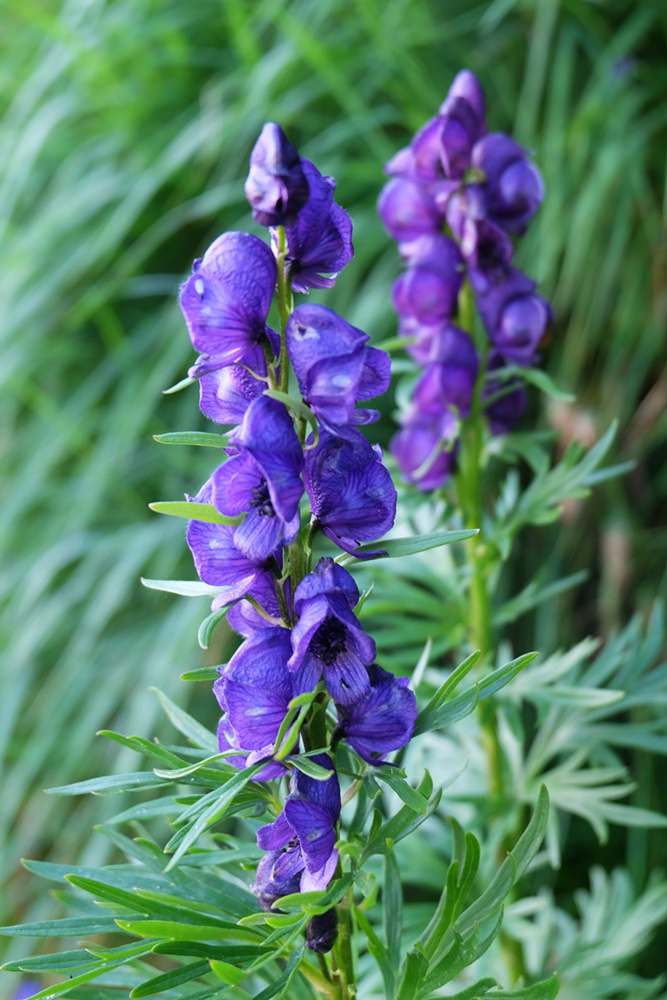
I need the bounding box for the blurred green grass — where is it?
[1,0,666,982]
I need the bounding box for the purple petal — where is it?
[236,395,304,522]
[257,810,294,852]
[338,664,417,763]
[391,409,459,491]
[293,558,359,613]
[179,232,277,362]
[287,304,367,383]
[357,347,391,400]
[245,122,309,227]
[377,177,440,242]
[284,798,338,876]
[285,161,354,293]
[198,363,267,425]
[212,453,262,517]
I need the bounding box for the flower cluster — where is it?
[178,124,417,951]
[379,70,552,489]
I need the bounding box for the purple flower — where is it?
[287,558,375,705]
[391,407,459,491]
[484,351,528,434]
[196,355,268,425]
[214,627,314,780]
[459,216,513,294]
[245,123,309,227]
[186,478,275,607]
[475,269,551,365]
[305,430,397,556]
[283,160,353,293]
[411,358,476,418]
[377,177,440,242]
[255,756,341,905]
[212,395,304,561]
[306,910,338,953]
[286,304,390,433]
[179,232,277,367]
[472,133,544,233]
[336,664,417,763]
[392,235,464,323]
[441,69,486,125]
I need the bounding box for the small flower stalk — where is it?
[379,70,551,489]
[179,123,415,963]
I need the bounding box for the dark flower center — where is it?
[250,481,275,518]
[311,616,348,666]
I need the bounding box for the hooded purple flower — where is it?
[438,72,486,179]
[214,628,314,780]
[179,232,277,368]
[459,216,513,294]
[336,664,417,764]
[244,122,309,227]
[475,269,551,365]
[484,351,528,435]
[392,235,464,324]
[377,177,440,243]
[282,160,353,293]
[213,395,304,562]
[186,478,275,607]
[286,304,390,434]
[391,406,459,491]
[255,755,341,905]
[472,133,544,233]
[287,558,374,705]
[305,430,397,556]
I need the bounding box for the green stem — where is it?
[275,225,292,393]
[456,284,525,984]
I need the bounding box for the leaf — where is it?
[152,688,218,751]
[384,849,402,964]
[140,577,226,598]
[253,945,304,999]
[198,605,232,650]
[489,364,574,403]
[180,667,220,682]
[153,431,229,447]
[288,754,334,780]
[487,974,559,998]
[115,919,260,942]
[339,528,477,563]
[130,960,210,997]
[0,915,128,937]
[148,501,242,525]
[375,768,430,814]
[46,771,168,796]
[153,752,236,779]
[1,949,98,974]
[162,375,195,394]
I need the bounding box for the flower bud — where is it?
[245,122,309,227]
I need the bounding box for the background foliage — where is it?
[1,0,665,996]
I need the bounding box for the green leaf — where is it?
[375,768,430,814]
[46,771,168,796]
[140,577,228,597]
[152,687,218,751]
[153,752,236,779]
[395,946,429,1000]
[180,666,220,682]
[162,375,195,394]
[148,500,242,525]
[198,605,231,650]
[338,528,477,563]
[165,763,263,869]
[153,431,229,447]
[130,960,211,998]
[115,918,260,942]
[288,754,334,780]
[384,849,402,964]
[488,364,574,403]
[0,915,128,937]
[253,946,304,1000]
[1,949,98,974]
[487,974,559,998]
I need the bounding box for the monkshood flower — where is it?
[288,558,375,705]
[305,430,397,556]
[179,232,277,368]
[255,756,341,904]
[306,910,338,954]
[282,159,354,292]
[286,303,390,433]
[391,406,459,491]
[186,479,275,607]
[380,68,551,488]
[245,122,309,227]
[392,235,464,325]
[336,664,417,763]
[212,395,304,561]
[214,628,297,780]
